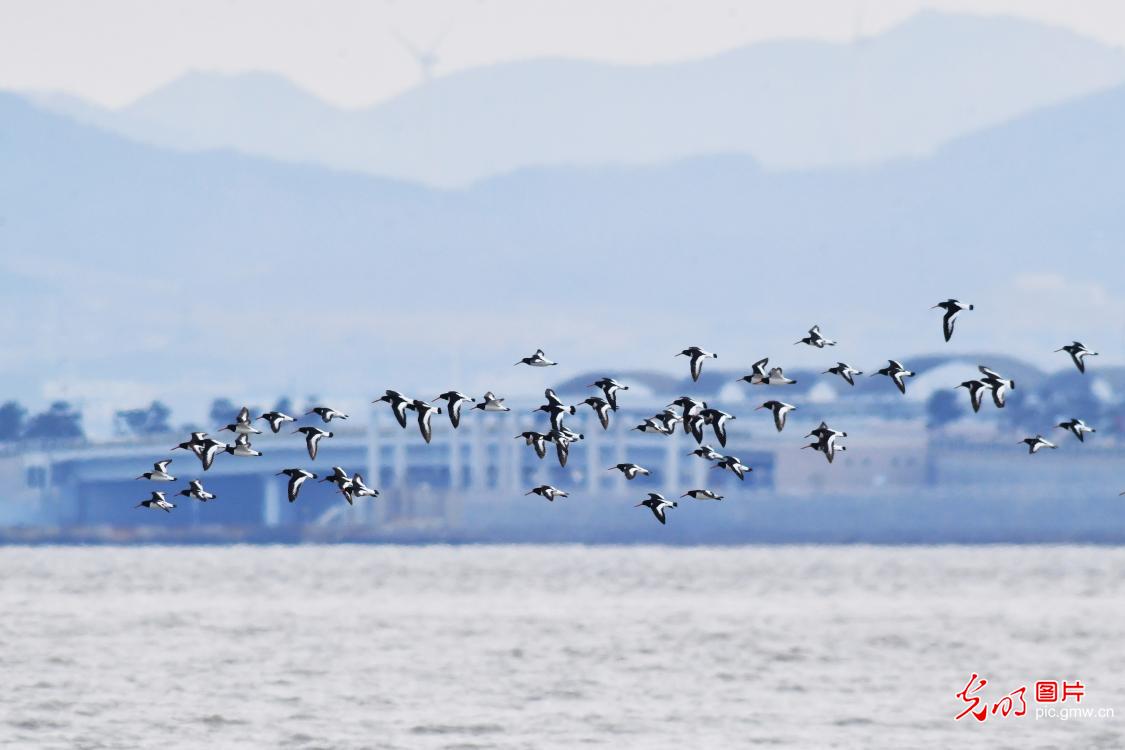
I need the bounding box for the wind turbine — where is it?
[391,28,449,85]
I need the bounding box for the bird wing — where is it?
[689,353,703,382]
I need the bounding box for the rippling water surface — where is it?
[1,545,1124,749]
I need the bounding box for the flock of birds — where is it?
[134,299,1113,523]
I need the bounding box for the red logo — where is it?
[956,674,1086,722]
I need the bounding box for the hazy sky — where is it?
[3,0,1125,108]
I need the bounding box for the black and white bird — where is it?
[224,433,262,457]
[756,401,796,432]
[689,445,724,462]
[655,408,683,435]
[434,391,475,428]
[135,491,175,512]
[277,468,316,503]
[546,429,582,467]
[1056,342,1098,374]
[473,391,511,412]
[683,410,706,444]
[681,489,723,501]
[257,411,296,433]
[738,357,771,385]
[171,432,209,458]
[218,406,258,435]
[795,325,837,348]
[609,463,651,480]
[700,407,735,447]
[977,366,1015,408]
[515,348,557,367]
[526,485,568,502]
[320,466,355,504]
[320,465,350,485]
[714,455,751,480]
[516,430,550,459]
[294,426,332,460]
[823,362,862,386]
[176,479,216,502]
[407,399,442,444]
[1057,418,1095,443]
[636,493,677,525]
[535,391,576,431]
[375,390,413,428]
[580,396,612,429]
[195,438,228,471]
[804,438,848,463]
[351,473,380,499]
[633,417,673,435]
[669,395,703,417]
[873,360,915,394]
[1022,435,1057,454]
[932,299,974,342]
[307,406,348,423]
[136,459,175,482]
[677,346,717,382]
[956,380,992,413]
[588,378,628,410]
[803,423,848,463]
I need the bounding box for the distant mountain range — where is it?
[26,11,1125,186]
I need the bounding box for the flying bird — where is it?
[351,473,380,499]
[795,325,836,348]
[375,390,413,428]
[224,434,261,457]
[681,489,723,501]
[257,411,296,433]
[1056,342,1098,373]
[714,455,751,480]
[823,362,862,386]
[756,401,796,432]
[307,406,348,423]
[434,391,474,428]
[636,493,677,525]
[526,485,568,502]
[535,401,576,432]
[1057,418,1095,443]
[804,439,848,463]
[700,407,735,447]
[580,396,612,429]
[689,445,724,462]
[294,426,332,461]
[932,299,973,342]
[320,466,355,505]
[873,360,915,394]
[176,479,216,502]
[407,399,442,443]
[1022,435,1057,454]
[977,366,1015,408]
[588,378,628,410]
[956,380,991,413]
[515,348,557,367]
[516,431,549,459]
[633,418,673,435]
[194,438,228,471]
[135,491,175,513]
[737,358,770,385]
[277,468,316,503]
[136,459,175,482]
[171,432,208,458]
[474,391,511,412]
[677,346,717,382]
[609,463,651,480]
